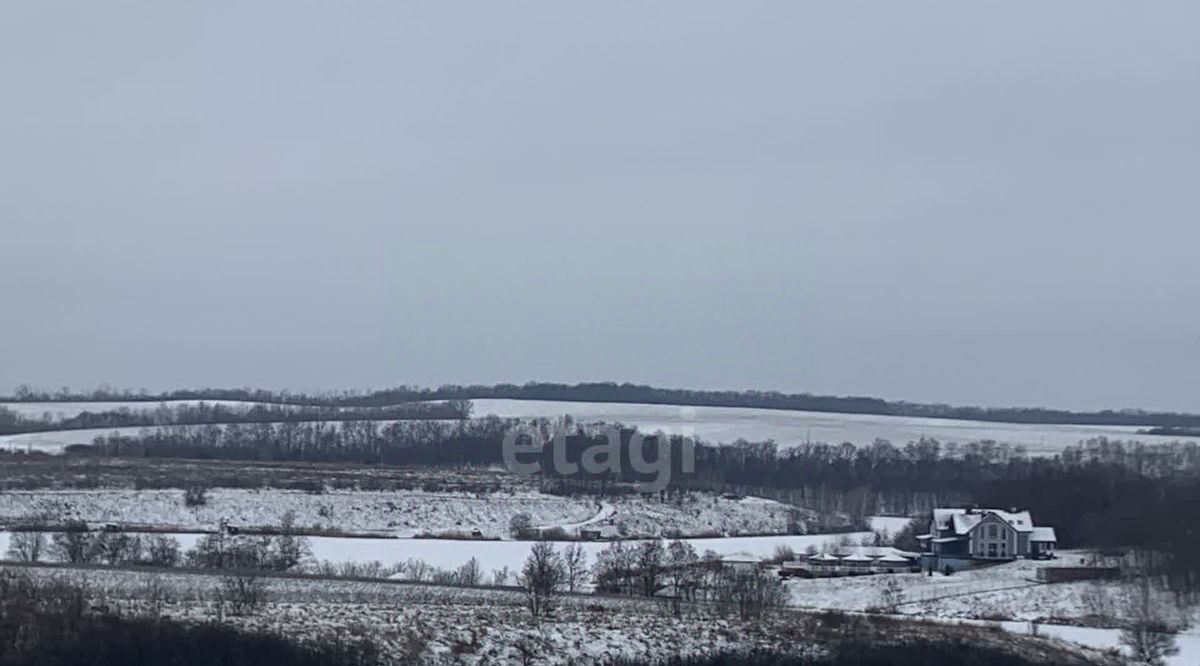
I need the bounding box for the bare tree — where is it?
[405,558,433,582]
[6,531,46,562]
[49,526,99,564]
[269,511,311,571]
[562,543,588,593]
[1120,578,1180,666]
[593,541,637,595]
[666,539,700,601]
[636,540,664,596]
[146,535,182,567]
[517,542,565,620]
[491,566,511,586]
[96,532,143,565]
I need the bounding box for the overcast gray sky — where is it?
[2,2,1198,412]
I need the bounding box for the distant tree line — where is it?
[8,380,1200,428]
[0,400,470,435]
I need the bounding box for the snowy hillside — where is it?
[470,398,1200,455]
[0,488,809,539]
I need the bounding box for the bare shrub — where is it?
[511,631,550,666]
[184,484,208,507]
[770,544,796,564]
[877,576,906,610]
[142,574,173,619]
[714,565,787,620]
[509,513,534,539]
[219,572,267,616]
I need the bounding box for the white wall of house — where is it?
[969,513,1017,559]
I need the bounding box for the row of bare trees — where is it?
[0,399,469,436]
[6,529,182,567]
[516,539,786,621]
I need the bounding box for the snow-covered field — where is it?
[1,559,1176,664]
[0,563,816,665]
[471,398,1200,456]
[0,488,808,539]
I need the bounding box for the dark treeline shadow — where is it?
[0,400,470,435]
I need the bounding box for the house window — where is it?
[987,543,998,558]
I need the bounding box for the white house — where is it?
[917,507,1057,562]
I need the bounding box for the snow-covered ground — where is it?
[782,553,1199,665]
[0,558,1171,664]
[785,552,1192,629]
[471,398,1200,455]
[0,488,807,539]
[0,563,814,665]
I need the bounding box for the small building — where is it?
[779,548,916,578]
[806,552,841,574]
[873,553,914,574]
[721,555,763,572]
[1030,526,1057,559]
[839,553,874,575]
